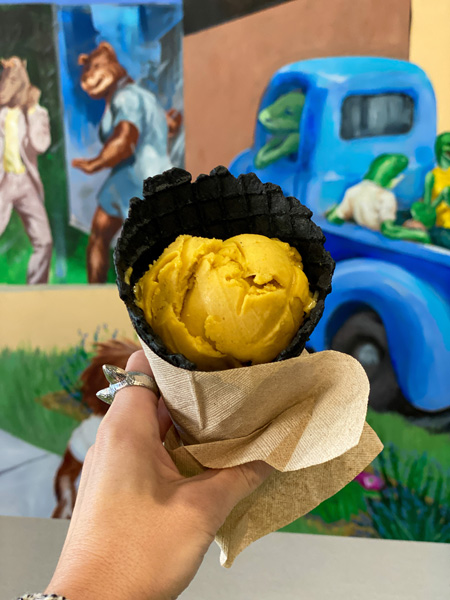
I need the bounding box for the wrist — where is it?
[88,158,102,172]
[18,596,67,600]
[45,561,113,600]
[45,558,164,600]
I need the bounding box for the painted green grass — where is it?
[280,408,450,533]
[280,481,373,535]
[0,347,80,455]
[309,480,370,523]
[280,516,332,536]
[367,409,450,469]
[0,212,116,284]
[363,443,450,542]
[280,479,375,534]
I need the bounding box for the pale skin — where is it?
[46,351,272,600]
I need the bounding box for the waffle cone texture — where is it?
[115,166,335,368]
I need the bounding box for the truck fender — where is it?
[309,258,450,411]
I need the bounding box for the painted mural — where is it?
[0,5,64,285]
[0,1,184,284]
[224,9,450,544]
[1,0,449,551]
[229,55,450,415]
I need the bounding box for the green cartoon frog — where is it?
[382,132,450,247]
[254,91,304,169]
[412,132,450,229]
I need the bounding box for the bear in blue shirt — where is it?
[72,41,182,283]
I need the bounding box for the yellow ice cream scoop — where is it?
[134,233,317,370]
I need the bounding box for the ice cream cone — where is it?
[114,166,382,567]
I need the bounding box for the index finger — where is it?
[99,350,162,444]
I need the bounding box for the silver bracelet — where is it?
[17,595,68,600]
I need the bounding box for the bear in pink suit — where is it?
[0,57,52,284]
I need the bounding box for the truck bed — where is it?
[316,217,450,303]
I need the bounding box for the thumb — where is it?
[198,460,274,516]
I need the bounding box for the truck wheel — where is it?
[330,311,402,412]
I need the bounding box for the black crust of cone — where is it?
[115,166,335,370]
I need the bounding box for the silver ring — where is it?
[96,364,160,405]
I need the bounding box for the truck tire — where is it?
[330,310,402,412]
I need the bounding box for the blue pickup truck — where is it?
[229,56,450,413]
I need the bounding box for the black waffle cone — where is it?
[115,166,335,370]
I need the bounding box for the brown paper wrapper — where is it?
[140,340,383,567]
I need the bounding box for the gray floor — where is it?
[2,516,450,600]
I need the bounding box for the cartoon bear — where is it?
[0,56,52,284]
[72,41,182,283]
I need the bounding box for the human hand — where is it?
[25,85,41,110]
[325,204,345,225]
[45,351,272,600]
[411,200,436,229]
[72,157,98,174]
[166,108,182,138]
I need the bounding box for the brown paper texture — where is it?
[140,340,383,567]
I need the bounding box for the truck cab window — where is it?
[340,93,414,140]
